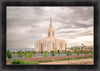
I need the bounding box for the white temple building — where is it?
[34,16,67,52]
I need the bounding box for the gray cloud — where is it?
[7,7,93,49]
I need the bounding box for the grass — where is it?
[55,58,73,61]
[11,56,93,65]
[52,56,93,61]
[38,56,93,63]
[74,56,93,60]
[20,61,39,64]
[38,60,53,63]
[11,59,39,65]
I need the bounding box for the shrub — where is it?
[44,51,48,57]
[51,53,55,56]
[33,51,36,54]
[71,47,74,50]
[76,51,80,55]
[13,52,16,54]
[6,50,12,59]
[85,51,89,55]
[51,51,55,56]
[41,51,44,54]
[91,51,94,55]
[73,50,76,54]
[12,59,21,64]
[22,51,25,54]
[57,50,60,55]
[66,51,72,56]
[57,50,59,53]
[51,51,54,53]
[25,51,33,58]
[17,50,23,57]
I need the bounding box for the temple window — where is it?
[52,32,54,36]
[49,32,50,36]
[41,43,43,51]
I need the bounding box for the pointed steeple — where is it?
[50,15,52,28]
[48,15,55,37]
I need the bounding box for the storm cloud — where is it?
[7,7,93,49]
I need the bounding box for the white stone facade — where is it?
[34,16,67,52]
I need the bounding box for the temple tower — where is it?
[48,15,55,37]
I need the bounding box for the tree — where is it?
[44,51,48,57]
[76,50,80,55]
[66,51,72,56]
[17,50,23,57]
[68,47,70,52]
[91,51,94,55]
[71,47,73,50]
[13,52,16,54]
[91,48,93,52]
[51,51,55,56]
[6,49,12,59]
[25,51,33,58]
[75,47,77,51]
[57,50,60,53]
[41,51,44,54]
[81,47,84,53]
[85,51,88,55]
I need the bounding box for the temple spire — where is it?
[48,15,55,37]
[50,15,52,28]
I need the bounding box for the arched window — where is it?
[49,32,50,36]
[41,43,43,51]
[52,32,54,36]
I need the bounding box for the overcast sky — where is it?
[7,6,93,49]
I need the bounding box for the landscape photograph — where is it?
[7,6,94,65]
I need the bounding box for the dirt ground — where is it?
[40,58,93,65]
[7,60,11,65]
[22,54,93,62]
[7,58,93,65]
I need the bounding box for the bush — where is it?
[33,51,36,54]
[12,59,21,64]
[44,51,48,57]
[51,53,55,56]
[51,51,54,53]
[17,50,23,57]
[57,50,59,53]
[13,52,16,54]
[6,50,12,59]
[25,51,33,58]
[51,51,55,56]
[91,51,93,55]
[85,51,88,55]
[41,51,44,54]
[73,50,76,54]
[66,51,72,56]
[76,51,80,55]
